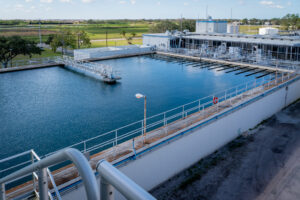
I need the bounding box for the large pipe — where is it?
[0,148,99,200]
[96,160,156,200]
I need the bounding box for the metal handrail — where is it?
[0,148,99,200]
[97,160,156,200]
[31,150,62,200]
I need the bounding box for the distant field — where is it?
[0,22,151,42]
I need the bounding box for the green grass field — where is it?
[90,39,143,48]
[0,22,151,42]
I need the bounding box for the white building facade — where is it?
[196,20,227,33]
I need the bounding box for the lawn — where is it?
[90,39,143,48]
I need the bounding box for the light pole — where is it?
[135,93,147,143]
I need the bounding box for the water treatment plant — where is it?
[1,9,300,200]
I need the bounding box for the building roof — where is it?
[143,32,300,47]
[196,21,227,23]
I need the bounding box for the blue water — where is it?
[0,55,262,160]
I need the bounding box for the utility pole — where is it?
[39,20,42,46]
[180,14,183,32]
[77,32,80,49]
[106,29,108,47]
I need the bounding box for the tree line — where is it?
[45,30,91,53]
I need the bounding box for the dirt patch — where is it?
[150,100,300,200]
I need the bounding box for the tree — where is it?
[45,34,55,45]
[149,20,179,33]
[120,31,137,45]
[76,30,91,49]
[241,18,248,25]
[49,30,76,54]
[181,20,196,32]
[281,14,300,30]
[0,36,42,68]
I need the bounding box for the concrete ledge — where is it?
[83,52,154,62]
[0,63,64,73]
[157,51,293,73]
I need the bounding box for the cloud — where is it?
[60,0,72,2]
[40,0,53,3]
[183,2,189,6]
[259,1,284,9]
[119,0,126,4]
[130,0,136,5]
[81,0,94,3]
[25,0,33,2]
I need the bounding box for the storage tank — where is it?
[227,23,240,34]
[259,27,279,35]
[196,17,227,33]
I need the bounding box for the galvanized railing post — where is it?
[163,112,166,126]
[100,177,114,200]
[84,141,87,153]
[198,100,201,112]
[115,130,118,146]
[0,184,5,200]
[182,106,185,119]
[38,168,48,200]
[31,150,37,195]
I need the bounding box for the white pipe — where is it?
[0,148,99,200]
[96,160,156,200]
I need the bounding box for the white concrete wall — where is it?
[74,46,152,60]
[61,78,300,200]
[143,35,170,50]
[196,21,227,33]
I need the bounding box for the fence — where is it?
[4,56,62,68]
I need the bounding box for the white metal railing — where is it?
[0,149,99,200]
[5,56,62,68]
[55,56,120,80]
[157,47,299,72]
[0,149,155,200]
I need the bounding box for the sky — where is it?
[0,0,299,20]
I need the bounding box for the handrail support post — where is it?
[100,177,114,200]
[0,184,5,200]
[38,168,48,200]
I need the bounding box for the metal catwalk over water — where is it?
[56,56,121,83]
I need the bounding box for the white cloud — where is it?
[25,0,33,2]
[259,1,284,9]
[81,0,94,3]
[40,0,53,3]
[119,0,126,4]
[60,0,72,2]
[130,0,136,5]
[183,2,189,6]
[157,1,161,6]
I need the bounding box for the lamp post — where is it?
[9,48,12,68]
[135,93,147,143]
